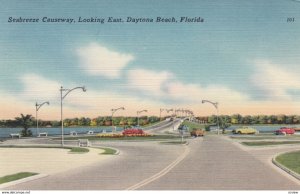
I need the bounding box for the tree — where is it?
[70,118,78,126]
[15,114,33,137]
[95,117,104,126]
[50,120,60,127]
[90,118,97,126]
[127,117,137,126]
[208,115,218,124]
[267,115,277,124]
[293,115,300,124]
[276,115,286,124]
[251,115,259,124]
[63,119,71,127]
[258,115,268,124]
[231,114,242,124]
[242,115,252,124]
[218,116,231,134]
[78,117,87,126]
[148,116,159,124]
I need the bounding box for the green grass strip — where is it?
[276,151,300,174]
[0,172,38,184]
[69,147,89,153]
[231,135,300,140]
[100,147,117,155]
[182,121,205,131]
[160,141,187,145]
[242,141,300,146]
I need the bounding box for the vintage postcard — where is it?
[1,0,300,193]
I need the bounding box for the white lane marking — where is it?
[126,145,190,190]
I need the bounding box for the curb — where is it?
[272,151,300,181]
[92,146,120,155]
[113,147,120,155]
[0,174,48,189]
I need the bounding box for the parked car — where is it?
[232,126,258,134]
[178,125,189,131]
[275,127,295,135]
[190,129,205,137]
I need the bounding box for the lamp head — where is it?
[82,86,87,92]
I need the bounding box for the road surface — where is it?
[4,132,300,190]
[139,135,300,190]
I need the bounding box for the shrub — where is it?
[96,133,124,138]
[122,128,144,136]
[204,125,211,131]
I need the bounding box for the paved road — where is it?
[146,119,182,134]
[5,141,186,190]
[139,135,300,190]
[4,134,300,190]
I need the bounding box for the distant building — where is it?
[195,117,209,124]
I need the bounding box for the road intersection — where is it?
[3,120,300,190]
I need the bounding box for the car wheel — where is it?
[237,131,242,134]
[282,132,286,136]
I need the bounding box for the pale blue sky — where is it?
[1,0,300,119]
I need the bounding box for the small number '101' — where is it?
[287,18,295,22]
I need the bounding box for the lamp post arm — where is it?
[36,101,50,111]
[111,107,125,132]
[111,107,125,115]
[62,86,86,100]
[202,100,218,109]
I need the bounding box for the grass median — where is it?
[69,147,89,153]
[182,121,205,131]
[160,141,187,145]
[0,172,38,184]
[242,141,300,146]
[100,147,117,155]
[276,151,300,174]
[231,135,300,141]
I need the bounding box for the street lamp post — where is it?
[35,101,49,137]
[111,107,125,133]
[202,100,219,135]
[60,86,86,146]
[165,108,175,130]
[137,109,147,127]
[175,109,180,117]
[159,108,164,121]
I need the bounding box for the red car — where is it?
[275,127,295,135]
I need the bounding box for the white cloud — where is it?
[77,43,134,79]
[127,69,174,96]
[13,73,164,119]
[126,68,249,106]
[166,82,249,104]
[251,60,300,100]
[20,74,61,102]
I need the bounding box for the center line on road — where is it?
[126,144,190,190]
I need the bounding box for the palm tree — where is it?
[15,114,33,137]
